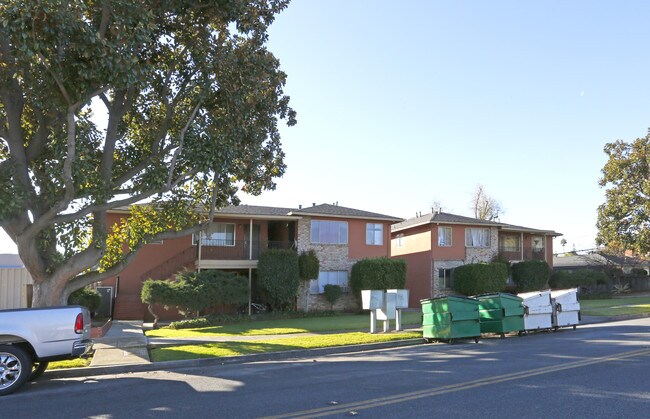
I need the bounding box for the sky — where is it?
[2,0,650,255]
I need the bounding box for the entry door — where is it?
[244,224,261,259]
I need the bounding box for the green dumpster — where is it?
[421,296,481,343]
[475,293,525,338]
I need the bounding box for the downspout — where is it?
[249,218,253,315]
[197,230,203,273]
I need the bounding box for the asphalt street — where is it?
[5,318,650,418]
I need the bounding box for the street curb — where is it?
[43,314,650,380]
[43,338,424,380]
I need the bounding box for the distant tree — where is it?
[470,184,502,221]
[596,131,650,254]
[560,238,567,253]
[0,1,295,307]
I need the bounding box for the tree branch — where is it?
[166,101,201,188]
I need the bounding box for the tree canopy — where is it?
[0,0,295,305]
[470,184,502,221]
[597,131,650,254]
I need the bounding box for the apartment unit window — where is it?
[309,271,349,294]
[311,220,348,244]
[532,236,545,252]
[465,228,490,248]
[366,223,383,245]
[438,226,452,247]
[438,268,454,289]
[395,233,404,247]
[499,234,521,252]
[194,223,235,246]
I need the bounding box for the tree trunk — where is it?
[31,278,70,307]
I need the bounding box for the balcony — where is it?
[197,240,295,268]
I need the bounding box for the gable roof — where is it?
[391,211,561,236]
[391,211,504,232]
[290,204,402,222]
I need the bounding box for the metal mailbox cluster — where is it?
[361,289,409,333]
[420,288,581,343]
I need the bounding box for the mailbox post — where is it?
[362,289,409,333]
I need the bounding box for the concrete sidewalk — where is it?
[43,313,649,380]
[90,321,150,367]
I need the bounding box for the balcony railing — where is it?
[198,240,295,261]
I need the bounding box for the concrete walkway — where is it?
[90,321,150,367]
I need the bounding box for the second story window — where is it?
[532,236,545,252]
[465,228,490,248]
[195,223,235,246]
[311,220,348,244]
[438,227,452,247]
[395,233,404,247]
[499,234,521,252]
[366,223,383,245]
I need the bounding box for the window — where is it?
[366,223,383,245]
[499,234,521,252]
[194,223,235,246]
[532,236,544,252]
[311,220,348,244]
[309,271,349,294]
[438,268,454,289]
[395,233,404,247]
[465,228,490,247]
[438,227,452,247]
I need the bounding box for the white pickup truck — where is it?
[0,306,93,396]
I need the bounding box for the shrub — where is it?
[511,260,550,292]
[68,287,101,315]
[298,250,319,280]
[323,284,343,309]
[141,270,249,327]
[350,258,406,296]
[257,249,300,311]
[452,262,508,296]
[630,268,648,276]
[549,270,608,289]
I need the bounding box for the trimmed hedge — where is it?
[141,270,249,317]
[257,249,300,311]
[350,258,406,296]
[549,269,608,289]
[452,262,508,296]
[511,260,550,292]
[68,287,101,314]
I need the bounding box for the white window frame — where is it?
[310,220,348,244]
[438,226,452,247]
[532,235,545,252]
[366,223,383,246]
[465,228,490,248]
[395,233,404,247]
[309,271,349,294]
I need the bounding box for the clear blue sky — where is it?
[2,0,650,254]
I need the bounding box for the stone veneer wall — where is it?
[431,227,500,298]
[295,217,359,312]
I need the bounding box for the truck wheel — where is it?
[29,361,49,382]
[0,345,33,396]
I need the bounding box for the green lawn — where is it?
[150,331,422,362]
[47,357,92,370]
[146,312,423,338]
[580,296,650,316]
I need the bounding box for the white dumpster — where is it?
[517,290,553,331]
[551,288,580,330]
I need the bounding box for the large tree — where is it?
[470,184,502,221]
[597,131,650,254]
[0,0,295,306]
